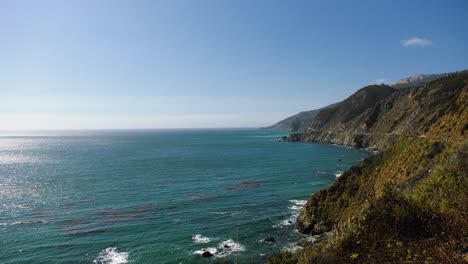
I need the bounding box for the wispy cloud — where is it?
[375,78,386,84]
[401,37,434,47]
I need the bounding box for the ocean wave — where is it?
[192,234,211,243]
[335,171,344,178]
[273,214,297,228]
[283,235,320,253]
[283,243,303,252]
[193,239,245,258]
[218,239,245,252]
[93,247,128,264]
[208,211,229,215]
[193,247,217,256]
[0,219,46,226]
[288,200,307,206]
[274,200,307,228]
[288,205,302,210]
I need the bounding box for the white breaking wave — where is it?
[288,200,307,206]
[93,247,128,264]
[274,200,307,228]
[218,239,245,252]
[193,247,217,255]
[283,242,303,252]
[288,205,302,210]
[192,234,211,243]
[273,214,297,228]
[335,171,344,178]
[193,239,245,258]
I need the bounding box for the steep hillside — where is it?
[264,103,337,131]
[307,85,396,132]
[267,73,468,264]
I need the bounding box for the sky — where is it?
[1,0,468,130]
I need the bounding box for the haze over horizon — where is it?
[2,0,468,130]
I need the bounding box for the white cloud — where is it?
[375,78,386,84]
[401,37,434,47]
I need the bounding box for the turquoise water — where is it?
[0,129,367,263]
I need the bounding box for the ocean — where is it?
[0,129,367,263]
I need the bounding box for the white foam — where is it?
[193,239,245,258]
[93,247,128,264]
[217,239,245,252]
[288,205,302,210]
[193,247,217,256]
[288,200,307,206]
[306,235,319,243]
[335,171,344,178]
[273,214,297,228]
[208,211,228,215]
[274,200,306,228]
[283,243,303,252]
[192,234,211,243]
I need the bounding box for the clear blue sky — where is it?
[1,0,467,129]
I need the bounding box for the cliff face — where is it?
[267,73,468,264]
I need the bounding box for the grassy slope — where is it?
[267,74,468,263]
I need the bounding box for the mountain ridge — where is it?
[265,69,468,133]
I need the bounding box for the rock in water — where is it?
[264,237,276,243]
[201,250,213,257]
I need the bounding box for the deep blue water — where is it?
[0,129,367,263]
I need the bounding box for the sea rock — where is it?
[264,237,276,243]
[201,250,213,257]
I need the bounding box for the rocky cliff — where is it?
[267,72,468,264]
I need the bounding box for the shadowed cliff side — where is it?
[267,73,468,264]
[263,103,338,132]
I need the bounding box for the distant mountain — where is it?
[389,69,468,89]
[265,84,395,132]
[263,103,337,131]
[389,73,447,89]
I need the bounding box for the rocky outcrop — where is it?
[278,133,303,142]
